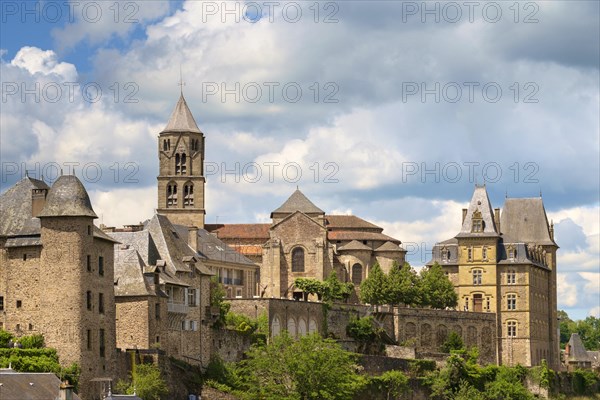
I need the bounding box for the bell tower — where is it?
[157,93,206,228]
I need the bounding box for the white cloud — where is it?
[10,47,77,79]
[90,186,156,228]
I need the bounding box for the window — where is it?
[155,303,160,319]
[87,255,91,272]
[472,219,483,232]
[508,248,517,261]
[99,329,105,357]
[167,183,177,207]
[183,183,194,207]
[98,293,104,314]
[482,247,488,260]
[181,153,187,174]
[87,330,92,350]
[472,270,482,285]
[87,291,92,310]
[507,294,517,310]
[176,153,187,175]
[292,248,305,272]
[28,323,33,330]
[0,296,4,311]
[16,300,22,308]
[507,321,517,337]
[98,256,104,276]
[236,288,242,298]
[507,270,516,285]
[187,289,197,306]
[467,247,473,262]
[87,225,92,235]
[352,263,363,285]
[23,254,27,261]
[442,249,451,262]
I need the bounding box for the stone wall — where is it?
[393,307,497,365]
[212,329,252,363]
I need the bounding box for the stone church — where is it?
[429,184,559,369]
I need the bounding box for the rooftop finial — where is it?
[178,64,185,95]
[539,188,542,197]
[505,189,508,198]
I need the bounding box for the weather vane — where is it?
[178,64,185,94]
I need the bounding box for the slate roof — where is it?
[456,184,498,237]
[567,333,592,362]
[146,214,195,273]
[0,177,48,236]
[38,175,97,218]
[160,94,202,134]
[271,189,324,217]
[325,215,382,231]
[205,223,270,240]
[501,198,555,245]
[0,368,82,400]
[173,224,257,267]
[113,247,155,296]
[376,241,404,252]
[337,240,372,251]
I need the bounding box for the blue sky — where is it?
[1,1,598,320]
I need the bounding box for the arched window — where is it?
[167,183,177,207]
[183,183,194,207]
[298,318,307,337]
[181,153,187,174]
[271,316,281,337]
[292,248,304,272]
[163,139,168,151]
[287,317,297,337]
[351,263,363,285]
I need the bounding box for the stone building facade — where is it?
[429,185,559,369]
[207,190,407,300]
[0,175,118,400]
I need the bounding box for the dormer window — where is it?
[471,210,484,232]
[508,247,517,261]
[442,248,451,262]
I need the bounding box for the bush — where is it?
[0,330,14,348]
[441,331,464,353]
[346,316,377,343]
[18,334,45,349]
[571,368,600,395]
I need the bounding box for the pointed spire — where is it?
[161,94,202,134]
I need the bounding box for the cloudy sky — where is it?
[1,0,598,319]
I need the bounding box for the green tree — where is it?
[419,262,458,309]
[558,310,576,348]
[387,262,421,307]
[210,277,230,327]
[346,316,377,344]
[441,331,465,353]
[576,316,600,351]
[369,370,409,400]
[119,363,169,400]
[241,333,361,400]
[359,263,390,309]
[294,277,324,299]
[322,271,354,302]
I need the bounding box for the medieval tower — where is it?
[157,93,206,228]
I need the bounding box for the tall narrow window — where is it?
[467,247,473,262]
[183,183,194,207]
[181,153,187,174]
[87,330,92,350]
[87,255,91,272]
[155,303,160,319]
[167,183,177,207]
[163,139,168,151]
[352,263,363,285]
[507,321,517,337]
[98,256,104,276]
[291,248,305,272]
[0,296,3,311]
[472,269,482,285]
[482,247,488,260]
[507,293,517,310]
[98,293,104,314]
[87,291,92,310]
[99,329,105,357]
[175,153,181,174]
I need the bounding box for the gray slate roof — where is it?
[337,240,372,252]
[160,94,202,134]
[376,241,403,252]
[173,224,257,267]
[113,247,155,296]
[456,184,498,237]
[271,189,325,217]
[38,175,97,218]
[0,368,81,400]
[501,198,555,245]
[0,177,48,236]
[567,333,592,362]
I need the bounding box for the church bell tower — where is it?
[157,93,205,228]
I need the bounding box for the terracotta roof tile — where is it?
[206,223,270,240]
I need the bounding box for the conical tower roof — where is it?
[161,94,202,134]
[38,175,97,218]
[271,189,324,217]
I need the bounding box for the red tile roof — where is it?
[206,223,270,240]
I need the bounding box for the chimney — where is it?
[462,208,468,224]
[494,208,501,232]
[188,226,198,252]
[31,188,48,217]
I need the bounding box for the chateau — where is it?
[0,93,560,398]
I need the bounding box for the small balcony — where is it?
[167,301,188,314]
